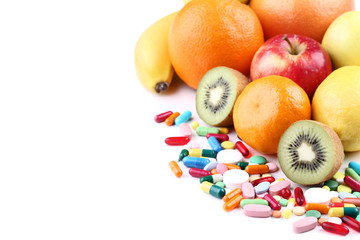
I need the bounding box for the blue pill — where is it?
[349,161,360,175]
[204,161,218,171]
[208,136,223,152]
[175,111,192,126]
[338,191,356,200]
[254,181,271,195]
[182,157,210,169]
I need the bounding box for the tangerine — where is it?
[233,75,311,154]
[168,0,264,89]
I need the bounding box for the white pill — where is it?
[216,149,243,164]
[222,169,249,190]
[204,161,218,171]
[328,217,342,225]
[304,187,332,205]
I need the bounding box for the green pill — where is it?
[306,210,321,219]
[240,199,268,208]
[196,126,220,136]
[279,199,288,207]
[353,192,360,198]
[250,155,267,165]
[215,182,225,188]
[202,149,217,158]
[345,168,360,182]
[179,149,189,161]
[324,180,339,191]
[236,161,249,170]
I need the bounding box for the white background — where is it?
[0,0,359,239]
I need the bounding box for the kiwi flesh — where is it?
[196,66,249,126]
[278,120,343,185]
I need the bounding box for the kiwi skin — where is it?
[196,66,249,127]
[278,120,344,185]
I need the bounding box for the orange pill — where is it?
[223,188,242,202]
[245,164,269,174]
[343,198,360,207]
[223,194,243,212]
[165,112,180,126]
[318,218,328,224]
[169,160,182,178]
[305,203,330,214]
[211,169,218,175]
[272,210,282,218]
[330,197,342,203]
[224,163,241,170]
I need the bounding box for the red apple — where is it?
[250,34,332,99]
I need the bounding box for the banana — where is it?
[135,12,177,93]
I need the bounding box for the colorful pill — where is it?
[221,141,235,149]
[266,162,279,173]
[240,198,268,208]
[343,197,360,207]
[223,194,243,212]
[250,155,267,164]
[342,216,360,232]
[263,193,281,210]
[178,149,189,161]
[321,221,349,236]
[330,202,356,208]
[293,206,306,216]
[294,187,305,206]
[200,173,223,184]
[251,176,275,186]
[330,197,342,203]
[236,161,249,170]
[324,179,339,191]
[344,175,360,192]
[165,112,180,126]
[224,163,241,170]
[219,127,229,134]
[293,216,317,233]
[242,182,255,199]
[245,164,269,174]
[175,110,192,126]
[182,156,210,169]
[270,180,291,196]
[189,168,211,178]
[235,141,249,158]
[338,191,356,200]
[165,136,190,146]
[191,121,199,130]
[345,167,360,182]
[203,161,218,171]
[328,207,359,218]
[216,163,228,175]
[216,149,242,164]
[189,149,217,158]
[349,161,360,175]
[243,204,271,218]
[206,133,229,143]
[254,181,270,195]
[223,188,242,202]
[208,136,223,152]
[169,161,182,178]
[154,111,173,123]
[179,123,192,137]
[305,203,330,214]
[196,126,220,136]
[200,181,226,199]
[282,209,292,219]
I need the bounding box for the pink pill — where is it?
[243,204,271,218]
[187,140,200,149]
[293,216,317,233]
[179,123,192,138]
[269,180,291,196]
[242,182,255,199]
[266,162,278,173]
[216,163,228,175]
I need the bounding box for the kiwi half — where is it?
[278,120,344,185]
[196,66,249,126]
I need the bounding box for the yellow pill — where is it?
[337,184,352,193]
[293,206,306,216]
[277,178,285,182]
[249,174,261,182]
[282,209,292,219]
[322,185,331,191]
[333,171,345,182]
[188,149,202,157]
[219,127,229,134]
[221,141,235,149]
[261,173,272,177]
[273,195,282,201]
[191,121,199,130]
[344,203,356,208]
[288,198,296,204]
[328,207,344,217]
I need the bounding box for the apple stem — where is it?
[282,34,295,55]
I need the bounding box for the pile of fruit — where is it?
[135,0,360,235]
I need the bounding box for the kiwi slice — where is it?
[196,66,249,126]
[278,120,344,185]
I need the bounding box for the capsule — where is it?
[236,161,249,170]
[263,194,281,210]
[206,133,229,142]
[182,156,210,169]
[251,176,275,186]
[345,167,360,182]
[208,136,223,152]
[305,203,330,214]
[321,221,349,236]
[342,216,360,232]
[278,187,291,199]
[188,149,217,158]
[196,126,220,136]
[224,163,241,170]
[344,175,360,192]
[330,202,356,208]
[169,161,182,178]
[223,194,243,212]
[178,149,189,161]
[165,112,180,126]
[200,174,223,184]
[349,161,360,175]
[154,111,173,123]
[223,188,242,202]
[245,164,269,174]
[343,197,360,207]
[201,181,226,199]
[189,168,212,178]
[235,141,250,158]
[175,110,192,126]
[294,187,305,206]
[328,207,359,218]
[165,136,190,146]
[240,198,269,208]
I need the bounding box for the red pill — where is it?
[343,198,360,207]
[263,193,281,210]
[189,168,211,178]
[154,111,173,123]
[330,202,347,208]
[251,176,275,186]
[344,176,360,192]
[279,188,291,199]
[321,221,349,236]
[165,136,190,146]
[206,133,229,143]
[235,141,249,158]
[294,187,305,206]
[342,216,360,232]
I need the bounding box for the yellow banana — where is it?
[135,12,177,93]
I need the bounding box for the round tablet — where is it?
[304,187,332,205]
[222,169,249,190]
[216,149,243,164]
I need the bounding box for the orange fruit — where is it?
[233,75,311,154]
[249,0,354,42]
[168,0,264,89]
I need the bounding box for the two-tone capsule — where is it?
[328,207,359,218]
[182,156,210,169]
[200,174,223,184]
[208,136,223,152]
[189,149,217,158]
[201,181,226,199]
